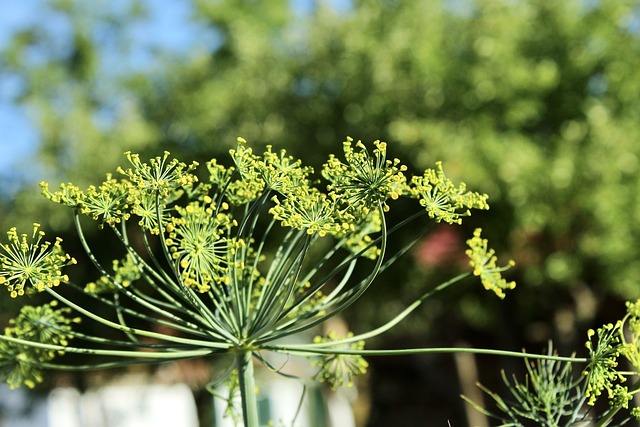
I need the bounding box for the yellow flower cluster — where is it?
[465,228,515,299]
[577,300,640,416]
[584,323,625,406]
[0,224,76,298]
[85,254,141,294]
[323,138,408,213]
[229,137,262,183]
[207,158,263,205]
[270,189,344,237]
[1,301,78,389]
[411,162,489,225]
[43,152,200,233]
[166,200,237,293]
[259,144,313,193]
[83,174,132,227]
[337,209,382,259]
[312,332,369,390]
[40,181,84,208]
[117,151,199,197]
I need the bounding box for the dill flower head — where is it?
[0,224,76,298]
[583,322,625,406]
[85,254,141,294]
[128,188,174,235]
[624,299,640,335]
[610,384,633,410]
[1,301,78,389]
[224,179,266,206]
[312,332,369,390]
[465,228,515,299]
[167,200,237,292]
[270,188,343,236]
[207,158,235,187]
[117,151,199,196]
[0,339,44,389]
[223,139,268,204]
[410,162,489,225]
[615,300,640,379]
[40,181,85,209]
[6,301,78,351]
[83,174,132,227]
[258,145,313,193]
[229,137,261,180]
[323,138,408,213]
[207,157,263,206]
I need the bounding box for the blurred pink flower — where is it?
[415,226,465,267]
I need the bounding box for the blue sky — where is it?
[0,0,217,196]
[0,1,43,195]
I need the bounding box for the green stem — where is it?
[267,345,588,363]
[0,333,212,359]
[45,288,232,349]
[295,272,471,348]
[113,293,138,343]
[237,351,260,427]
[258,203,389,344]
[64,281,215,339]
[75,213,212,334]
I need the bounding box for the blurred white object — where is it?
[47,383,199,427]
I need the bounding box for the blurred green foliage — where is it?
[2,0,640,423]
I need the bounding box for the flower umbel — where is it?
[1,301,77,389]
[129,187,178,235]
[85,254,142,294]
[167,201,237,292]
[258,145,313,193]
[337,208,382,259]
[466,228,515,299]
[118,151,199,196]
[619,299,640,372]
[0,224,76,298]
[323,138,408,213]
[583,323,625,406]
[312,332,369,390]
[229,137,261,180]
[40,181,85,209]
[411,162,488,224]
[270,188,343,237]
[83,174,132,227]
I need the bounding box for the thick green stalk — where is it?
[237,351,260,427]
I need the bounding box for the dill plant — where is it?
[462,303,640,427]
[0,137,634,426]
